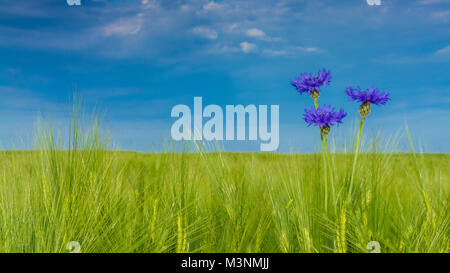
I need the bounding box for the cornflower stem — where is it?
[349,116,365,197]
[321,134,328,211]
[314,97,328,212]
[324,135,335,205]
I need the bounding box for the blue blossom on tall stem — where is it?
[345,87,390,117]
[292,69,334,212]
[304,105,346,136]
[304,104,345,209]
[291,68,331,105]
[346,86,390,196]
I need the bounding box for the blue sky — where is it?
[0,0,449,152]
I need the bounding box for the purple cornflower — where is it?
[346,87,390,117]
[345,87,390,105]
[304,105,347,135]
[291,68,331,98]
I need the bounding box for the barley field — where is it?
[0,114,448,253]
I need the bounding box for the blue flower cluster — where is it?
[291,68,391,135]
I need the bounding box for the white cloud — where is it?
[203,1,223,11]
[228,23,239,31]
[207,45,240,54]
[210,43,257,55]
[240,41,257,53]
[246,28,266,39]
[431,10,450,22]
[366,0,382,6]
[245,28,282,42]
[141,0,158,9]
[192,26,218,40]
[435,45,450,55]
[418,0,449,4]
[209,43,322,56]
[180,4,190,12]
[103,16,143,36]
[262,49,287,56]
[297,46,322,53]
[262,46,323,56]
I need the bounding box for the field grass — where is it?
[0,112,448,253]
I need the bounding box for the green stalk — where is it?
[324,135,335,205]
[349,116,365,195]
[313,98,319,109]
[314,97,328,211]
[321,134,328,211]
[313,98,325,154]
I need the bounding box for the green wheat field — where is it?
[0,110,448,253]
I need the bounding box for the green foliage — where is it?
[0,109,448,253]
